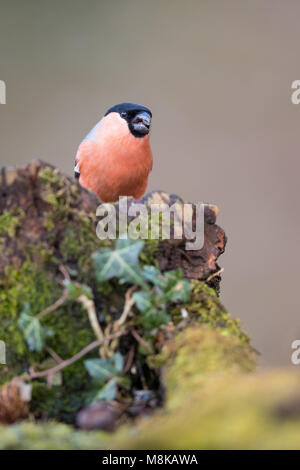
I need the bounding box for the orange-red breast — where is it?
[75,103,153,202]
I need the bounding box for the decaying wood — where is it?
[135,191,226,289]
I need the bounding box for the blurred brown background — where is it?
[0,0,299,367]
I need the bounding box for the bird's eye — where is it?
[120,111,127,118]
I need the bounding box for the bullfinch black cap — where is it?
[104,102,152,118]
[105,102,152,138]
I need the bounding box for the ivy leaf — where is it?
[165,279,192,303]
[159,268,183,289]
[158,269,192,302]
[132,291,153,312]
[18,304,53,352]
[137,306,170,330]
[133,290,171,329]
[63,280,93,300]
[140,265,162,285]
[118,376,131,390]
[113,351,124,373]
[91,378,118,402]
[84,359,115,381]
[84,352,124,382]
[85,353,125,404]
[93,239,147,287]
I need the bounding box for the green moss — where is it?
[3,370,300,449]
[0,257,56,364]
[170,280,250,345]
[39,167,101,278]
[39,167,80,209]
[0,207,25,251]
[161,324,255,410]
[0,207,24,237]
[139,238,159,267]
[0,249,101,422]
[0,421,107,450]
[0,166,105,422]
[115,370,300,450]
[59,219,97,281]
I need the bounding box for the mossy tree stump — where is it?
[0,161,254,441]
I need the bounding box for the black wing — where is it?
[74,163,80,179]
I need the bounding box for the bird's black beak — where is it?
[131,112,151,135]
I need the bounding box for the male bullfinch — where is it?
[74,103,153,202]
